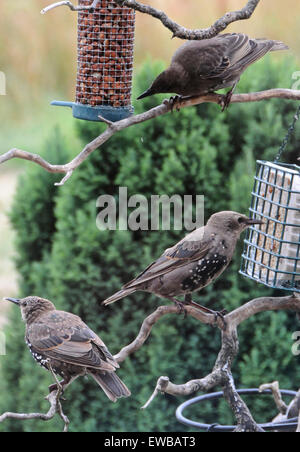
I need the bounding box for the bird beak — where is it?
[137,89,152,100]
[4,297,21,306]
[245,218,264,226]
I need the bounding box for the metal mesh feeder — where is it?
[52,0,135,122]
[240,160,300,292]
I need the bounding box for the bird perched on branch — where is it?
[103,211,263,316]
[137,33,288,109]
[4,296,131,401]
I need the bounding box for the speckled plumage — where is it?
[137,33,288,100]
[103,211,263,312]
[5,296,130,401]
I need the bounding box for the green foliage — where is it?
[1,56,300,432]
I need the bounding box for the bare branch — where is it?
[1,89,299,186]
[114,0,261,40]
[0,389,69,431]
[122,293,300,431]
[114,304,224,364]
[41,0,99,15]
[259,381,288,415]
[0,364,70,431]
[42,0,261,40]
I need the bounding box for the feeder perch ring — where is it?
[176,388,298,432]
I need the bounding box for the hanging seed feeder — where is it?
[240,160,300,292]
[240,106,300,292]
[52,0,135,122]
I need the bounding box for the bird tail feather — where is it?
[256,39,288,52]
[270,41,289,52]
[89,371,131,402]
[102,288,136,306]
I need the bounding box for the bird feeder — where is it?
[240,160,300,292]
[52,0,135,122]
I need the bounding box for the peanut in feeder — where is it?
[52,0,135,122]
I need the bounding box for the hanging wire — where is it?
[274,104,300,163]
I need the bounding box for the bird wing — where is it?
[176,34,275,81]
[27,311,118,371]
[123,229,211,289]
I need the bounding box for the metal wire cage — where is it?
[52,0,135,122]
[240,160,300,292]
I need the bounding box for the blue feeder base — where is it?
[51,100,134,122]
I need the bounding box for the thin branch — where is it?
[114,0,261,40]
[0,389,69,431]
[0,364,70,432]
[41,0,99,15]
[1,89,300,186]
[259,381,288,415]
[42,0,261,40]
[114,304,225,364]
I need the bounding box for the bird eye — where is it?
[23,302,27,307]
[238,217,245,224]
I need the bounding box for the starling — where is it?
[4,296,131,401]
[137,33,288,108]
[103,211,263,315]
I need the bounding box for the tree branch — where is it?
[1,89,299,186]
[0,364,70,432]
[259,381,288,415]
[117,293,300,432]
[41,0,261,40]
[41,0,100,14]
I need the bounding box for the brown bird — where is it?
[102,211,263,316]
[4,296,131,401]
[137,33,288,108]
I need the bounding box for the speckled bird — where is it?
[4,296,131,401]
[102,211,263,315]
[137,33,288,108]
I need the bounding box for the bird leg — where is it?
[48,378,69,394]
[184,294,227,329]
[167,297,188,317]
[220,81,238,112]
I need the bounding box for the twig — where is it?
[1,89,300,186]
[259,381,288,415]
[41,0,99,14]
[0,364,70,432]
[42,0,261,40]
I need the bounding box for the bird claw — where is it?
[220,91,233,112]
[213,309,227,330]
[174,300,188,318]
[168,95,182,113]
[48,381,66,395]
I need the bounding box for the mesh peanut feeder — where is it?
[52,0,135,122]
[240,106,300,292]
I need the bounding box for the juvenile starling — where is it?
[103,211,263,315]
[4,296,131,401]
[137,33,288,108]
